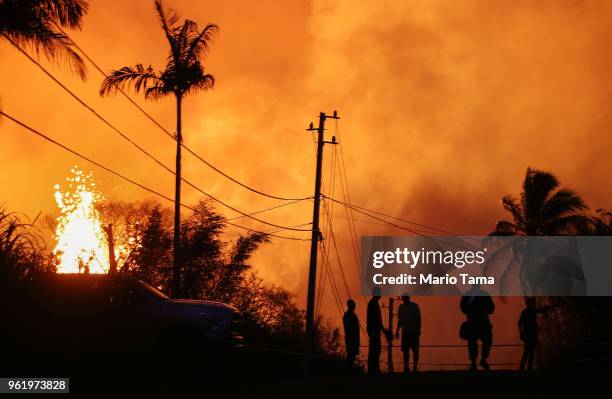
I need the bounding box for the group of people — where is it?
[342,285,540,374]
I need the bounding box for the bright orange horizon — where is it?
[2,0,612,367]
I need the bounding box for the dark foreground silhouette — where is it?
[3,274,612,395]
[4,358,609,396]
[2,273,243,356]
[367,290,389,374]
[396,295,422,373]
[460,285,495,371]
[343,299,360,370]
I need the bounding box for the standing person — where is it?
[343,299,360,370]
[367,288,386,374]
[460,284,495,371]
[395,295,421,373]
[518,297,539,371]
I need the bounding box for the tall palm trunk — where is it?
[172,94,182,297]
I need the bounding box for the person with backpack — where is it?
[460,283,495,371]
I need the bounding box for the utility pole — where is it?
[387,297,394,373]
[304,111,339,374]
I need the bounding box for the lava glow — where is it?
[53,168,109,274]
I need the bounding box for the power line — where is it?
[318,240,344,320]
[227,198,312,221]
[315,155,334,319]
[324,194,454,239]
[223,222,312,239]
[183,143,309,201]
[5,38,309,232]
[331,212,442,235]
[325,194,514,260]
[327,193,467,237]
[314,254,326,318]
[324,195,460,237]
[331,123,369,341]
[328,124,368,337]
[321,138,350,296]
[4,35,174,175]
[321,200,351,299]
[320,237,367,338]
[334,122,362,274]
[183,180,310,231]
[319,243,343,316]
[56,26,309,202]
[1,110,309,241]
[316,146,351,312]
[319,144,355,325]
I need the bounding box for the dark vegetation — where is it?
[2,167,611,373]
[0,200,341,357]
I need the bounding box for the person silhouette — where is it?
[343,299,360,369]
[460,283,495,371]
[518,297,539,371]
[367,287,387,374]
[395,295,421,373]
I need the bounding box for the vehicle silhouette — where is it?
[3,273,243,359]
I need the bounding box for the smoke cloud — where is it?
[2,0,611,360]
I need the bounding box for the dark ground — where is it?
[3,349,609,397]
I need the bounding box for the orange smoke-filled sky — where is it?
[2,0,612,360]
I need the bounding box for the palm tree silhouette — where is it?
[491,167,588,236]
[0,0,88,79]
[487,167,590,294]
[100,0,218,297]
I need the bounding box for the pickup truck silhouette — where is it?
[3,273,243,356]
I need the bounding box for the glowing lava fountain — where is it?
[53,167,109,274]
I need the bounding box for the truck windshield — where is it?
[136,280,169,300]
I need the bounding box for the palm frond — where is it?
[490,220,520,236]
[39,0,89,29]
[0,0,88,79]
[499,254,526,295]
[0,0,88,31]
[539,215,591,235]
[4,27,87,79]
[186,24,219,65]
[100,64,161,97]
[522,167,559,223]
[185,23,218,62]
[501,195,525,231]
[177,19,195,51]
[154,0,180,32]
[482,237,514,274]
[183,72,214,96]
[541,189,587,223]
[590,209,612,235]
[144,85,173,101]
[154,0,181,59]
